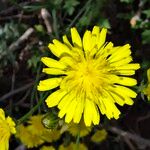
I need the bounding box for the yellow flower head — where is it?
[68,119,92,137]
[27,114,60,140]
[144,68,150,100]
[91,129,107,143]
[16,124,44,148]
[16,115,61,148]
[27,115,45,135]
[37,26,140,126]
[40,145,55,150]
[41,129,61,143]
[59,142,87,150]
[0,108,16,150]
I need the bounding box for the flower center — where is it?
[72,59,108,96]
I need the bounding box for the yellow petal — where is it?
[110,88,134,105]
[84,99,93,126]
[42,68,65,75]
[45,90,67,107]
[0,109,5,120]
[60,56,75,67]
[92,26,100,36]
[96,42,113,58]
[48,40,71,58]
[58,95,73,118]
[71,47,85,60]
[99,91,121,119]
[59,75,75,91]
[97,97,106,115]
[103,105,112,119]
[115,70,135,76]
[109,92,125,106]
[97,28,107,49]
[104,97,121,119]
[65,99,77,123]
[124,96,134,105]
[0,141,9,150]
[6,117,16,133]
[58,92,75,108]
[116,64,140,70]
[92,104,100,125]
[108,75,137,86]
[91,26,100,50]
[83,30,92,52]
[108,44,131,62]
[41,57,66,69]
[48,43,59,57]
[37,78,62,91]
[71,27,82,47]
[53,39,72,56]
[113,85,137,98]
[110,56,133,67]
[73,98,84,123]
[116,77,137,86]
[63,35,72,48]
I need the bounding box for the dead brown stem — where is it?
[0,82,33,102]
[108,126,150,148]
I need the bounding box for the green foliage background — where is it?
[0,0,150,149]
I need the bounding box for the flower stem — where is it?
[66,0,92,31]
[17,93,47,125]
[75,131,80,150]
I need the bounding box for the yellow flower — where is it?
[16,124,44,148]
[16,115,61,148]
[91,129,107,143]
[59,142,87,150]
[40,146,55,150]
[144,68,150,100]
[68,119,92,137]
[0,108,16,150]
[41,129,61,143]
[28,115,61,143]
[27,115,45,135]
[37,26,140,126]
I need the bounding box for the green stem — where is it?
[66,0,92,31]
[75,131,80,150]
[52,9,59,39]
[30,63,42,108]
[17,93,47,125]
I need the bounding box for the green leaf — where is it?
[98,18,111,29]
[23,4,46,12]
[63,0,80,15]
[34,25,45,33]
[27,55,41,69]
[120,0,133,3]
[142,10,150,18]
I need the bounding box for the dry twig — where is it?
[0,28,35,60]
[0,82,33,102]
[108,126,150,149]
[41,8,52,34]
[8,27,35,52]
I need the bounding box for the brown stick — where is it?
[108,126,150,148]
[0,28,35,60]
[41,8,52,34]
[0,14,34,21]
[8,27,35,51]
[0,82,33,102]
[0,2,30,16]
